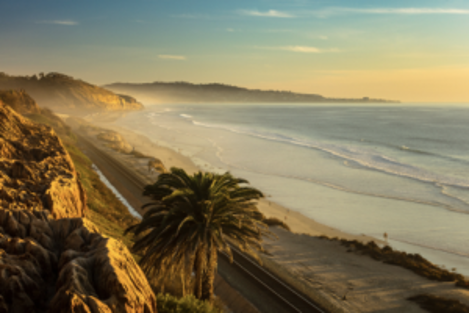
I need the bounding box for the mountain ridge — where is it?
[104,81,399,104]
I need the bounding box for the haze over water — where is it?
[116,103,469,275]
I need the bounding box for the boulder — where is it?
[0,209,156,313]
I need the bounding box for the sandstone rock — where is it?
[0,209,156,313]
[0,73,143,112]
[0,102,86,219]
[0,101,156,312]
[97,131,133,153]
[0,90,41,114]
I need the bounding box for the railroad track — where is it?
[78,134,325,313]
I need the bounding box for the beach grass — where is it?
[408,294,469,313]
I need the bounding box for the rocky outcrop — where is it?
[0,101,157,312]
[0,72,143,112]
[97,131,133,154]
[0,209,156,312]
[0,102,86,219]
[0,104,86,219]
[0,89,41,114]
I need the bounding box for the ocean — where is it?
[115,103,469,275]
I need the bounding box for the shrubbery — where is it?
[408,294,469,313]
[156,293,223,313]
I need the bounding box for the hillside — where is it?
[0,72,144,112]
[0,89,41,114]
[104,81,399,104]
[0,99,156,312]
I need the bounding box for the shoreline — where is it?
[82,114,468,312]
[91,119,383,244]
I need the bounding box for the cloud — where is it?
[343,7,469,14]
[312,7,469,17]
[319,35,328,40]
[226,28,235,32]
[258,46,339,53]
[37,20,78,26]
[240,10,295,18]
[158,55,187,60]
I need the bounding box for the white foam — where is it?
[189,119,468,189]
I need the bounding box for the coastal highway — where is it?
[77,134,325,313]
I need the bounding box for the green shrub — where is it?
[338,239,468,287]
[156,293,223,313]
[408,294,469,313]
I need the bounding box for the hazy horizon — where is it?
[0,0,468,103]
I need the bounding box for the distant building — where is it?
[362,97,369,101]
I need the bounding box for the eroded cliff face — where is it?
[0,102,86,219]
[0,90,41,114]
[0,72,144,112]
[0,102,156,312]
[0,209,156,312]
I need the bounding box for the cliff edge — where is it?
[0,101,156,312]
[0,89,41,114]
[0,72,144,112]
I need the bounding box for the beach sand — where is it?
[87,117,468,312]
[94,122,381,242]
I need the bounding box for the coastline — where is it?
[83,115,468,312]
[92,120,382,244]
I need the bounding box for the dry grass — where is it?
[335,238,468,288]
[408,294,469,313]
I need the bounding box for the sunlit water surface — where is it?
[115,103,469,275]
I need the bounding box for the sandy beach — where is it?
[92,120,381,243]
[85,116,468,312]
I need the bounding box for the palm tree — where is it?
[126,167,271,303]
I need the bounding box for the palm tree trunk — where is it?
[201,246,217,303]
[194,245,206,299]
[185,251,196,296]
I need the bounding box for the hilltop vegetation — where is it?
[104,81,399,104]
[0,72,144,112]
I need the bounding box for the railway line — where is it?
[78,134,325,313]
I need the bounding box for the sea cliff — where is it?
[0,72,144,112]
[0,98,156,312]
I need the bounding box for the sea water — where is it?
[115,103,469,275]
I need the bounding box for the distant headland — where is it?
[0,72,143,112]
[103,81,400,104]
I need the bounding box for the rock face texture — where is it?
[0,72,143,112]
[0,102,86,219]
[0,209,156,313]
[0,102,157,312]
[0,89,41,114]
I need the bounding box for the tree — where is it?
[126,167,271,303]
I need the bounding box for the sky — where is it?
[0,0,468,102]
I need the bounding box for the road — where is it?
[78,134,325,313]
